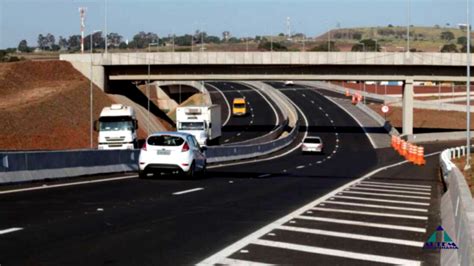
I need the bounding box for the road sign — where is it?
[381,105,389,113]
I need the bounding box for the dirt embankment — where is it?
[0,60,125,150]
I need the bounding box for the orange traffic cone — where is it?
[352,95,357,105]
[395,137,402,153]
[345,89,350,97]
[415,146,426,166]
[407,144,416,163]
[391,135,396,149]
[400,140,408,157]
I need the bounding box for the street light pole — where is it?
[104,0,108,54]
[147,42,159,135]
[466,0,472,171]
[407,0,411,54]
[90,30,101,149]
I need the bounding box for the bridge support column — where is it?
[68,61,105,91]
[402,79,414,137]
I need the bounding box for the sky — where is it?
[0,0,470,49]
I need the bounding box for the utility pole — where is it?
[465,0,472,171]
[104,0,108,54]
[407,0,411,54]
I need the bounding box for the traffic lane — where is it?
[0,173,356,266]
[205,83,230,127]
[208,82,277,144]
[217,85,377,178]
[226,82,279,141]
[207,82,252,144]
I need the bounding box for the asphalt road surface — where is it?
[205,82,280,145]
[0,83,447,265]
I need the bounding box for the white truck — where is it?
[176,105,221,146]
[94,104,139,150]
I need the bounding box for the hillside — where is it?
[0,60,148,150]
[316,26,471,52]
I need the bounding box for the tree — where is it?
[67,35,81,51]
[107,32,123,48]
[440,44,458,53]
[460,45,474,53]
[310,41,338,52]
[17,40,29,53]
[119,42,128,49]
[205,35,221,44]
[58,36,68,50]
[132,31,159,48]
[351,39,380,52]
[352,32,362,40]
[440,31,455,41]
[457,36,467,45]
[258,41,287,51]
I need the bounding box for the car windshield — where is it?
[179,122,205,130]
[304,138,321,144]
[234,104,246,108]
[148,135,185,146]
[99,120,134,132]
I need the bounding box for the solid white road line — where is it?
[348,187,431,195]
[205,83,232,126]
[323,201,428,212]
[258,174,271,178]
[0,227,23,235]
[215,258,274,266]
[340,190,431,200]
[332,195,430,206]
[356,183,431,192]
[277,225,425,247]
[252,239,421,265]
[297,215,426,233]
[172,187,204,195]
[296,165,305,169]
[311,207,428,220]
[0,175,138,195]
[198,156,429,265]
[362,181,431,189]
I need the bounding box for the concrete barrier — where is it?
[439,147,474,266]
[0,150,139,184]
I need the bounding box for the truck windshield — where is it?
[179,122,205,130]
[99,117,134,131]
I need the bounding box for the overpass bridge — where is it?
[60,52,474,136]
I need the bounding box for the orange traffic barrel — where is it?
[415,146,426,166]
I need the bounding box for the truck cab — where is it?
[95,104,138,150]
[232,98,247,116]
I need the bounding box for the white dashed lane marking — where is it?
[0,228,23,235]
[172,187,204,195]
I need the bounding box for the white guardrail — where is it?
[439,146,474,266]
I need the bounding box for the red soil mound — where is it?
[0,60,127,150]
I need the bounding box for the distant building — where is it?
[222,31,231,42]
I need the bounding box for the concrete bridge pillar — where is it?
[402,79,414,136]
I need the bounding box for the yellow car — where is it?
[232,98,247,116]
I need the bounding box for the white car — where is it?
[284,81,294,86]
[138,132,207,178]
[302,136,323,153]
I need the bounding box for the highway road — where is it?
[0,83,444,265]
[205,82,280,144]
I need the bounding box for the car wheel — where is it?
[138,170,147,179]
[200,161,207,176]
[186,162,196,179]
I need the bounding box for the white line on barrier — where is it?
[172,187,204,195]
[0,227,23,235]
[251,239,421,265]
[311,207,428,220]
[331,195,430,206]
[296,215,426,233]
[277,225,424,247]
[340,190,431,200]
[0,175,138,195]
[323,201,428,212]
[348,187,431,196]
